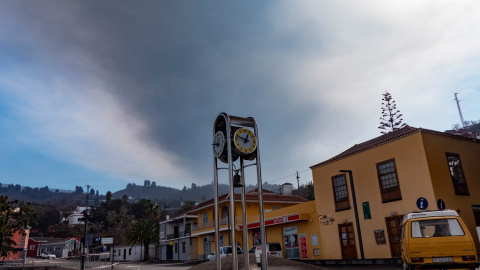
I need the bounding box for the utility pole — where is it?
[296,171,300,189]
[454,93,466,128]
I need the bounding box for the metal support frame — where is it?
[240,158,249,270]
[213,113,267,270]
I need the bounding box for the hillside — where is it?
[112,182,282,205]
[0,181,282,209]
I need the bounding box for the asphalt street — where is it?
[31,257,480,270]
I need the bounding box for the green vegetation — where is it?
[379,91,406,134]
[127,219,159,261]
[0,196,36,256]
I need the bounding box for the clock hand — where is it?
[237,135,249,143]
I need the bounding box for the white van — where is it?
[255,242,283,266]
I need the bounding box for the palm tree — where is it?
[0,197,36,257]
[127,219,159,261]
[0,230,16,257]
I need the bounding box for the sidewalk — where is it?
[189,254,322,270]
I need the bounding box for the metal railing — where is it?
[196,217,243,231]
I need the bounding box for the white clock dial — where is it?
[233,128,257,155]
[212,131,225,158]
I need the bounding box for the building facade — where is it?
[113,244,156,261]
[310,126,480,260]
[28,237,81,258]
[158,214,198,262]
[5,228,30,260]
[238,200,322,261]
[189,189,309,261]
[67,206,90,226]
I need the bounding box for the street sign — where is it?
[101,237,113,244]
[437,199,446,210]
[416,197,428,210]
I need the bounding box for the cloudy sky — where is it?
[0,1,479,194]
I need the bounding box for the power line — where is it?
[267,169,311,184]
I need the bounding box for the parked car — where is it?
[207,246,242,261]
[206,252,216,261]
[219,246,243,258]
[400,210,479,270]
[249,246,256,253]
[255,243,283,266]
[40,253,56,259]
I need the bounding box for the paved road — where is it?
[90,262,401,270]
[28,257,479,270]
[119,262,402,270]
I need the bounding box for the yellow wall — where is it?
[261,201,322,260]
[421,132,480,250]
[195,200,302,255]
[312,132,435,259]
[312,131,480,259]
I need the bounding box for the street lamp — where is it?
[81,185,90,270]
[339,170,364,260]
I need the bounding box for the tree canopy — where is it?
[127,218,159,261]
[0,196,36,256]
[379,91,406,134]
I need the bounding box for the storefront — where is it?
[237,201,322,261]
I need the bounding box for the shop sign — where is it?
[238,214,300,230]
[299,234,308,259]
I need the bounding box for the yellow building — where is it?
[240,200,322,261]
[189,188,309,261]
[310,126,480,260]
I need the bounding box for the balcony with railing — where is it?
[196,216,243,231]
[166,231,190,240]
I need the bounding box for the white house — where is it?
[67,206,91,226]
[113,244,156,261]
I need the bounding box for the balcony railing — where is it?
[196,217,243,231]
[220,217,228,225]
[198,220,215,230]
[166,231,188,239]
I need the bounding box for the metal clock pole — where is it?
[213,157,221,270]
[225,115,239,270]
[252,118,267,270]
[240,157,249,270]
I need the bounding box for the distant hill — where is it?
[112,182,282,205]
[0,181,282,209]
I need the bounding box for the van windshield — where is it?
[268,243,281,251]
[411,218,465,238]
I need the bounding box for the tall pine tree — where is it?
[379,91,406,134]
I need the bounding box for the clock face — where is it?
[212,131,225,158]
[233,128,257,155]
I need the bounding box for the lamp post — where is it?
[339,170,364,260]
[81,185,90,270]
[111,221,116,270]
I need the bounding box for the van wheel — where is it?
[401,262,410,270]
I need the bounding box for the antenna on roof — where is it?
[454,93,466,128]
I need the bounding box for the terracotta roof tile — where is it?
[246,188,275,194]
[187,192,309,214]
